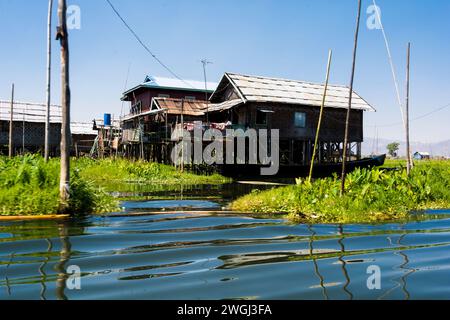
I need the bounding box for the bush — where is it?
[231,162,450,223]
[0,155,118,216]
[74,158,230,186]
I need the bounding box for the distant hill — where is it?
[362,138,450,158]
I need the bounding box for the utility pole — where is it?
[341,0,362,196]
[406,42,412,175]
[180,99,185,173]
[8,84,14,158]
[45,0,53,161]
[309,50,333,182]
[57,0,71,211]
[201,59,212,123]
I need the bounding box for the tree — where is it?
[387,142,400,158]
[57,0,71,212]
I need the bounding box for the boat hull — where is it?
[220,155,387,179]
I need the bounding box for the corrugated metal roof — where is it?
[153,98,208,116]
[121,109,162,122]
[415,152,431,156]
[123,76,218,97]
[145,76,218,91]
[122,98,240,121]
[71,122,97,136]
[212,73,375,112]
[0,100,62,123]
[207,99,243,112]
[0,100,106,136]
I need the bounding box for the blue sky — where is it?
[0,0,449,143]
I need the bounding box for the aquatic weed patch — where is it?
[231,162,450,223]
[75,158,231,187]
[0,155,118,216]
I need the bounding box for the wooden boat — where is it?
[221,154,387,179]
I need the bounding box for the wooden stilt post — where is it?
[341,0,362,196]
[406,42,412,175]
[45,0,53,162]
[57,0,71,211]
[309,49,332,182]
[8,84,14,158]
[139,117,144,160]
[180,99,185,173]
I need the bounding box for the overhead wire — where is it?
[367,101,450,128]
[372,0,406,130]
[105,0,195,89]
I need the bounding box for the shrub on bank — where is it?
[0,155,118,216]
[231,162,450,223]
[75,158,231,185]
[0,155,230,216]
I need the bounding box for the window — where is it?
[185,96,196,101]
[130,101,142,115]
[256,110,268,125]
[158,94,170,98]
[294,112,306,128]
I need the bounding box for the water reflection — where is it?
[38,239,52,300]
[379,227,414,300]
[55,222,72,300]
[0,207,450,300]
[338,225,353,300]
[397,233,414,300]
[4,252,13,297]
[307,225,328,300]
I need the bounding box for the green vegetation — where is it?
[231,161,450,224]
[386,142,400,157]
[0,156,230,216]
[75,158,230,188]
[0,155,118,216]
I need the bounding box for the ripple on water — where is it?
[1,202,450,300]
[121,200,222,211]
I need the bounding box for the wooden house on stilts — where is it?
[119,72,375,175]
[207,73,375,166]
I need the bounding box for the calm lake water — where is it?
[1,184,450,300]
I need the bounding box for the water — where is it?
[1,185,450,300]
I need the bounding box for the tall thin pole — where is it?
[341,0,362,196]
[405,42,412,175]
[201,59,212,123]
[57,0,71,211]
[22,106,25,154]
[376,127,379,154]
[180,99,185,173]
[309,50,333,182]
[8,84,14,158]
[45,0,53,161]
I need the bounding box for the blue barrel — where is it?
[104,113,112,127]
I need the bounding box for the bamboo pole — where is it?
[308,50,333,182]
[8,84,14,158]
[341,0,362,196]
[201,59,212,124]
[181,99,185,173]
[406,42,412,175]
[57,0,71,211]
[45,0,53,162]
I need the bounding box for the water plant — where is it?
[231,161,450,223]
[0,155,118,216]
[74,157,231,188]
[0,155,230,216]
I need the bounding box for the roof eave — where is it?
[225,72,247,104]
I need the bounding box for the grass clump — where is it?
[231,161,450,224]
[0,156,230,216]
[0,155,119,216]
[75,158,231,187]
